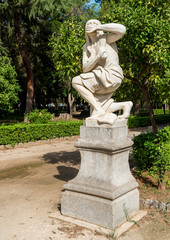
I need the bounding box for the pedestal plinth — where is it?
[61,120,139,229]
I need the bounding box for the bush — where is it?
[132,126,170,189]
[25,109,54,123]
[0,120,83,146]
[136,109,170,117]
[155,114,170,125]
[128,114,170,128]
[136,109,149,117]
[153,109,170,115]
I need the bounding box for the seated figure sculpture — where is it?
[72,19,133,125]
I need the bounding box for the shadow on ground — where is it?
[54,166,79,181]
[42,151,81,165]
[42,151,80,182]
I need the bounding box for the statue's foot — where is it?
[98,113,117,125]
[87,109,105,120]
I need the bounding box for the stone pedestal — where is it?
[61,120,139,229]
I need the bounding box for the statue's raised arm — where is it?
[86,22,126,43]
[72,19,132,125]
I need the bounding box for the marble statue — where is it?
[62,20,141,229]
[72,19,133,125]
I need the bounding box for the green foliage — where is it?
[128,114,170,128]
[0,0,86,111]
[136,109,149,117]
[136,109,170,117]
[0,41,21,114]
[25,109,54,123]
[0,120,83,146]
[1,0,86,31]
[132,126,170,187]
[101,0,170,112]
[49,16,85,90]
[49,15,88,111]
[153,109,170,115]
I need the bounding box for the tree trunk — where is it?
[68,93,75,117]
[158,179,166,191]
[128,75,158,135]
[163,104,165,115]
[141,86,158,134]
[68,77,75,117]
[13,8,34,116]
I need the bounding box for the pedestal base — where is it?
[61,120,139,229]
[61,188,139,229]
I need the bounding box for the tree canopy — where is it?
[100,0,170,133]
[0,41,21,114]
[50,18,84,89]
[0,0,86,115]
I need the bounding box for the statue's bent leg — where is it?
[72,76,105,117]
[106,101,133,119]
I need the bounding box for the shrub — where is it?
[153,109,170,115]
[132,126,170,189]
[136,109,149,117]
[0,120,83,146]
[25,109,54,123]
[128,114,170,128]
[155,114,170,125]
[136,109,170,117]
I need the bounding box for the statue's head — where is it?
[85,19,104,57]
[85,19,101,34]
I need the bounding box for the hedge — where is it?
[0,114,170,146]
[0,120,83,146]
[132,126,170,188]
[128,114,170,128]
[136,109,170,117]
[153,109,170,115]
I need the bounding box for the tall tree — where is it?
[0,40,20,115]
[101,0,170,134]
[0,0,86,116]
[49,17,85,115]
[49,3,99,115]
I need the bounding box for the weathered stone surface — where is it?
[158,201,167,211]
[64,124,137,201]
[64,146,137,200]
[61,189,139,229]
[84,118,128,128]
[150,200,159,209]
[51,210,147,238]
[81,125,127,140]
[76,122,133,153]
[61,123,140,229]
[166,203,170,212]
[144,199,154,208]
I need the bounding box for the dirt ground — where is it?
[0,126,170,240]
